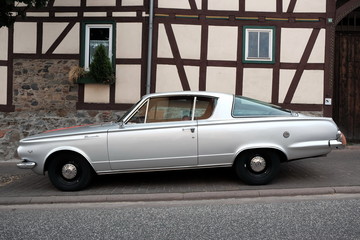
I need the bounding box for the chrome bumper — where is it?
[17,160,36,169]
[329,131,347,150]
[329,140,345,149]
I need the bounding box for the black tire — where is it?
[47,153,93,191]
[234,150,280,185]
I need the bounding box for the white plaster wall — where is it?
[156,65,183,92]
[0,28,8,60]
[281,28,312,63]
[243,68,272,102]
[84,84,110,103]
[279,69,295,103]
[55,12,78,17]
[14,2,27,7]
[185,66,200,91]
[157,24,173,58]
[113,12,137,17]
[115,65,141,103]
[173,24,201,59]
[279,70,324,104]
[87,0,115,6]
[308,29,325,63]
[294,0,326,13]
[43,23,68,54]
[282,0,291,12]
[26,12,49,17]
[117,23,142,58]
[14,22,37,54]
[122,0,144,6]
[155,65,199,92]
[206,67,236,94]
[54,0,80,6]
[195,0,201,9]
[0,67,7,105]
[83,12,107,17]
[158,0,190,9]
[53,23,80,54]
[208,26,238,61]
[208,0,239,11]
[245,0,277,12]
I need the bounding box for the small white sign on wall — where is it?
[325,98,332,106]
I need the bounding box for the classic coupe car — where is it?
[17,91,346,191]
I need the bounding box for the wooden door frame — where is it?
[332,0,360,140]
[328,0,360,117]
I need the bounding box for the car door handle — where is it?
[182,127,195,133]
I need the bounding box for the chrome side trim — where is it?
[17,160,36,169]
[96,163,232,175]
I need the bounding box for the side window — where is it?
[147,97,194,123]
[194,97,216,120]
[127,96,216,124]
[128,101,148,124]
[243,26,275,64]
[82,23,114,70]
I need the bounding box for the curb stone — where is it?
[1,186,360,205]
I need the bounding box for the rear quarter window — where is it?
[232,96,291,117]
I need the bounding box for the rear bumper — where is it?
[329,131,347,150]
[17,160,36,169]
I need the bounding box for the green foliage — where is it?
[89,45,115,84]
[0,0,49,28]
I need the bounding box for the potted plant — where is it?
[69,66,86,83]
[89,44,115,84]
[72,44,115,84]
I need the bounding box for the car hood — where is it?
[21,122,118,142]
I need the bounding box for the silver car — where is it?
[17,91,346,191]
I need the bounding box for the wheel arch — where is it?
[44,148,94,173]
[233,147,288,166]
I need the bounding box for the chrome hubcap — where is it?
[61,163,78,180]
[249,156,266,173]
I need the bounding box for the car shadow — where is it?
[91,167,241,192]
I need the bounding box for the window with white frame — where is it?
[83,23,114,70]
[243,26,275,63]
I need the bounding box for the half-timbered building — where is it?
[0,0,359,159]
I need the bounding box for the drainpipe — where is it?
[146,0,154,95]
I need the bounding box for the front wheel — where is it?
[234,150,280,185]
[47,153,94,191]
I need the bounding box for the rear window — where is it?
[232,96,292,117]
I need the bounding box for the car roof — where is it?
[142,91,234,99]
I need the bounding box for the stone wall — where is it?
[0,59,124,160]
[13,59,80,113]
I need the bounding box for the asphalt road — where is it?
[0,194,359,240]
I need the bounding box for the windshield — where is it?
[232,96,292,117]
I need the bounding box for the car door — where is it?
[108,96,198,171]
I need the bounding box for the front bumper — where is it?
[17,160,36,169]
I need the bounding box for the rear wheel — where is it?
[47,153,93,191]
[234,150,280,185]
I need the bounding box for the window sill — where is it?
[242,60,275,64]
[76,76,114,85]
